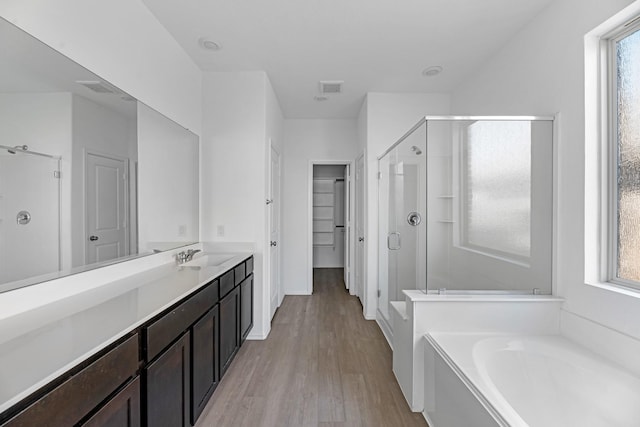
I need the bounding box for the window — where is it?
[460,120,532,262]
[608,22,640,287]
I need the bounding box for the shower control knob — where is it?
[89,235,99,241]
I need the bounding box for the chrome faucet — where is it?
[175,249,201,264]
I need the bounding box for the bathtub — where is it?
[423,333,640,427]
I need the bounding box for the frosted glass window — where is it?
[615,28,640,283]
[463,121,531,258]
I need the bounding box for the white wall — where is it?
[0,0,202,134]
[359,93,451,319]
[450,0,640,338]
[201,71,284,339]
[282,119,358,294]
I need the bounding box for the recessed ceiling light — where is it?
[198,37,222,51]
[422,66,443,77]
[314,96,328,102]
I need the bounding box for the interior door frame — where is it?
[308,160,354,294]
[84,149,130,264]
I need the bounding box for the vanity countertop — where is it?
[0,252,252,414]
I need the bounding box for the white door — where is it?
[86,152,128,264]
[355,154,365,303]
[269,145,281,319]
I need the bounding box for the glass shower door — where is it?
[378,122,427,324]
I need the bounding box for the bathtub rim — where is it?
[425,333,512,427]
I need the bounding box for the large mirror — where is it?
[0,18,199,293]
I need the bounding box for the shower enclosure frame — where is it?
[376,115,557,329]
[0,144,62,281]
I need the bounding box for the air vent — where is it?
[76,80,122,95]
[319,80,343,94]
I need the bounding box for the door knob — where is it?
[358,237,365,242]
[270,241,277,247]
[407,212,422,226]
[89,235,99,241]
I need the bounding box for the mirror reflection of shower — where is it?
[0,144,61,284]
[6,145,28,154]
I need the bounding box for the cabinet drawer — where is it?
[145,283,216,361]
[219,269,235,299]
[245,256,253,274]
[4,334,138,427]
[234,263,246,286]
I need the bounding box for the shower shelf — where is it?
[437,195,454,199]
[437,220,455,223]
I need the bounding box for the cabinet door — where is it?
[219,286,240,377]
[82,377,141,427]
[144,332,190,427]
[191,306,219,424]
[240,274,254,343]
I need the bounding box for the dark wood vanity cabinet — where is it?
[83,377,141,427]
[1,256,254,427]
[219,285,241,377]
[144,332,191,427]
[190,305,220,424]
[240,274,254,343]
[0,334,139,427]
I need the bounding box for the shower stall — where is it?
[377,116,554,327]
[0,145,61,285]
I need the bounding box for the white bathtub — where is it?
[424,333,640,427]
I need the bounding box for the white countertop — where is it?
[0,252,252,414]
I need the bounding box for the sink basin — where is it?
[202,254,235,266]
[182,253,235,268]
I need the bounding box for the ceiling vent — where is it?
[319,80,343,95]
[76,80,122,95]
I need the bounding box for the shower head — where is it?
[7,145,27,154]
[411,146,423,155]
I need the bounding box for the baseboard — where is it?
[376,312,394,350]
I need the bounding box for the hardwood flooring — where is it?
[196,268,428,427]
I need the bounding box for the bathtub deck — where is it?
[425,332,640,427]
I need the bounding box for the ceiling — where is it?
[142,0,555,119]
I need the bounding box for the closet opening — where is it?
[310,163,352,294]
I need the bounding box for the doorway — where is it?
[310,162,352,293]
[85,151,129,264]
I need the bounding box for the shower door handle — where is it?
[387,232,401,250]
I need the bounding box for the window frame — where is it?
[604,19,640,290]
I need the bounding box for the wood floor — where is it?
[196,268,428,427]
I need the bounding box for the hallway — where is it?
[197,268,428,426]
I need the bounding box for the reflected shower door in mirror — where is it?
[0,149,60,284]
[377,123,427,324]
[0,17,199,293]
